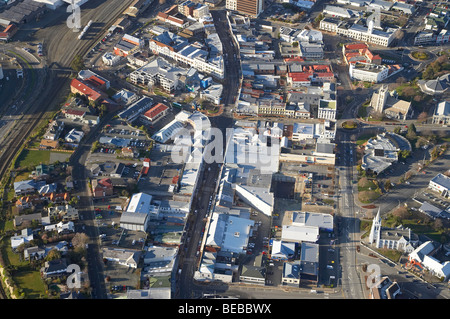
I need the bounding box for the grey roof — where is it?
[430,173,450,190]
[120,211,148,225]
[419,201,443,219]
[241,265,266,279]
[283,261,301,279]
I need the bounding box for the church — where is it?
[368,209,419,253]
[370,85,412,121]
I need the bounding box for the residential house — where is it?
[14,180,36,195]
[24,246,46,260]
[41,258,68,278]
[10,228,34,250]
[14,213,43,228]
[92,178,114,198]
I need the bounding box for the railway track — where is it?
[0,0,136,187]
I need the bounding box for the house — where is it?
[13,213,43,228]
[369,276,401,299]
[10,228,34,250]
[65,129,84,144]
[92,178,114,198]
[102,247,141,268]
[14,180,36,195]
[44,221,75,234]
[121,147,135,158]
[41,258,68,278]
[39,139,59,149]
[47,205,79,221]
[24,246,46,260]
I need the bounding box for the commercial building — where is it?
[432,101,450,125]
[227,0,264,17]
[140,103,170,126]
[319,17,399,47]
[361,133,399,175]
[428,173,450,197]
[130,57,187,93]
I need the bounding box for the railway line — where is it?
[0,0,136,188]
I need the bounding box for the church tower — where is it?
[369,208,381,244]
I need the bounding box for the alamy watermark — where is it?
[365,264,382,289]
[66,264,82,289]
[66,0,81,31]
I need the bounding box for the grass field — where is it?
[15,150,51,169]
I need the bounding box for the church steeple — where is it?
[369,208,381,244]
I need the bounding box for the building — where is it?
[409,241,450,281]
[70,78,106,103]
[370,85,411,120]
[102,248,141,268]
[369,276,401,299]
[229,0,264,17]
[428,173,450,197]
[349,62,389,83]
[361,133,399,175]
[130,57,187,93]
[319,17,399,47]
[368,209,418,252]
[118,97,154,123]
[140,103,169,126]
[92,178,114,198]
[342,43,382,65]
[432,101,450,125]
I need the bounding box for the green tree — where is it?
[71,54,84,72]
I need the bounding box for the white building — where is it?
[409,241,450,281]
[428,173,450,197]
[349,62,389,83]
[368,209,418,252]
[281,225,319,243]
[319,17,398,47]
[432,101,450,125]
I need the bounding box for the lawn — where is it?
[14,266,47,299]
[356,134,376,146]
[15,149,51,169]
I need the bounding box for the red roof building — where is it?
[141,103,169,125]
[70,78,105,102]
[343,43,382,65]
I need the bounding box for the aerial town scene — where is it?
[0,0,449,304]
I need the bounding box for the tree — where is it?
[71,54,84,72]
[384,179,392,191]
[71,233,89,249]
[417,111,428,123]
[46,249,61,261]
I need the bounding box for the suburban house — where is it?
[41,258,68,278]
[92,178,114,198]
